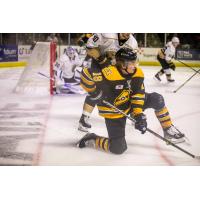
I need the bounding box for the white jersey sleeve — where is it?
[109,34,138,53]
[86,33,104,49]
[164,42,176,62]
[86,33,117,54]
[123,34,138,50]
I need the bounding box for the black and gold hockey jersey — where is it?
[80,64,145,119]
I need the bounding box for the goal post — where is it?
[14,42,56,95]
[50,42,56,95]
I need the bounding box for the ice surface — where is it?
[0,66,200,165]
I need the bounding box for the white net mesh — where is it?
[14,42,51,95]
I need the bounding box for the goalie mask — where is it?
[66,46,75,58]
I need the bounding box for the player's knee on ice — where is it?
[109,137,127,154]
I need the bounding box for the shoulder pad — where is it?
[102,66,125,80]
[132,67,144,78]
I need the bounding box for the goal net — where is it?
[14,42,56,95]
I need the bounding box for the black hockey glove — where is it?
[77,40,84,47]
[169,62,176,71]
[134,113,147,134]
[89,89,104,104]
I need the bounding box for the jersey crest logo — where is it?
[115,85,124,89]
[114,90,130,106]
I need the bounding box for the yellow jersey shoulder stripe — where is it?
[81,74,95,86]
[102,66,125,81]
[132,67,144,79]
[82,67,93,80]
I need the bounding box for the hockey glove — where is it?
[89,89,104,104]
[77,40,85,47]
[134,113,147,134]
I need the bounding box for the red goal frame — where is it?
[50,42,57,95]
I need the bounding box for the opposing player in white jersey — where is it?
[78,33,138,132]
[86,33,138,62]
[154,37,180,82]
[54,46,83,94]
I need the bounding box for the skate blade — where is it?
[76,133,88,148]
[78,124,90,133]
[166,138,185,145]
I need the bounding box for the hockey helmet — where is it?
[172,37,180,44]
[66,46,75,58]
[116,48,137,61]
[115,48,137,75]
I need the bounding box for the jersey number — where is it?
[93,34,99,42]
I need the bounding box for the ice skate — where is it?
[77,133,97,148]
[167,78,175,83]
[166,74,175,82]
[78,114,92,132]
[154,73,161,82]
[164,125,185,144]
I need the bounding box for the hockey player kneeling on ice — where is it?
[78,48,185,154]
[54,46,84,94]
[78,33,138,132]
[154,37,180,82]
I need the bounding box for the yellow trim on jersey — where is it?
[132,67,144,79]
[99,107,130,119]
[132,108,143,116]
[159,115,171,122]
[80,83,96,93]
[83,67,93,80]
[131,100,144,105]
[81,74,95,86]
[97,105,116,112]
[102,66,125,81]
[132,94,145,98]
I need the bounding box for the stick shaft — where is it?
[176,59,200,74]
[173,69,200,93]
[103,100,196,158]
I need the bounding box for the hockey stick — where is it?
[38,72,85,94]
[38,72,55,81]
[102,100,200,159]
[173,68,200,93]
[175,59,200,75]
